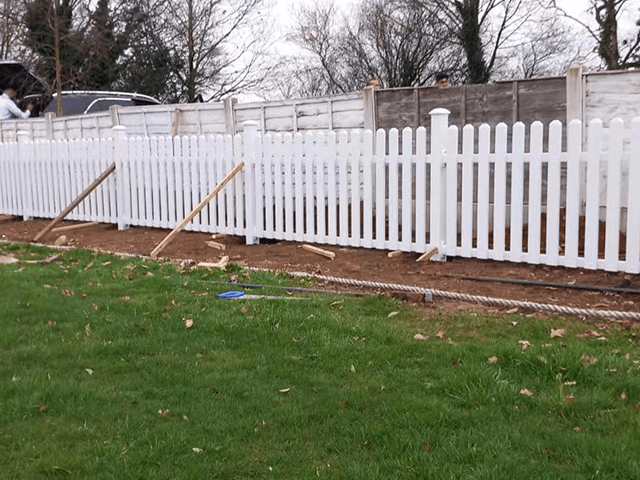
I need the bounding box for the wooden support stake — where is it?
[34,163,116,242]
[416,246,439,263]
[387,250,403,258]
[211,233,228,240]
[150,161,244,258]
[205,240,226,251]
[302,244,336,260]
[52,221,100,233]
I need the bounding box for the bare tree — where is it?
[0,0,25,59]
[286,0,457,97]
[495,11,593,79]
[552,0,640,70]
[152,0,278,103]
[418,0,543,84]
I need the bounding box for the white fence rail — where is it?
[1,112,639,273]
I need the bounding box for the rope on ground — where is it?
[2,239,638,322]
[247,267,640,322]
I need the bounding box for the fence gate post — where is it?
[243,121,259,245]
[113,125,129,231]
[429,108,450,260]
[17,130,33,221]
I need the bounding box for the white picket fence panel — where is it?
[1,113,639,274]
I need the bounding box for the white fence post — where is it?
[244,121,259,245]
[429,108,450,260]
[113,125,129,231]
[17,130,33,221]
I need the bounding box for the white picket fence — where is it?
[1,111,639,273]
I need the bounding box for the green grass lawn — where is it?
[1,242,639,480]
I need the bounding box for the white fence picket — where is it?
[604,118,623,271]
[350,130,362,247]
[416,126,429,253]
[626,118,640,274]
[528,122,543,264]
[460,125,474,257]
[477,124,490,258]
[584,119,603,269]
[493,123,507,261]
[546,121,562,265]
[388,129,399,250]
[374,129,386,249]
[338,131,349,245]
[401,127,412,250]
[510,123,525,263]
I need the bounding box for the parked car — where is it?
[40,91,161,116]
[1,61,161,117]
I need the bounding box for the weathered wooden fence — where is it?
[1,114,639,273]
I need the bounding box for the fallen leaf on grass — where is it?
[625,353,631,360]
[157,409,170,417]
[435,330,445,339]
[38,404,47,412]
[84,262,94,271]
[62,289,74,297]
[550,328,565,338]
[192,447,203,454]
[413,334,428,341]
[279,388,290,393]
[121,296,131,301]
[564,395,575,403]
[520,389,534,396]
[47,320,56,327]
[291,338,301,343]
[350,365,356,373]
[43,284,52,289]
[519,340,531,351]
[101,261,111,266]
[509,321,518,326]
[330,300,343,308]
[184,318,194,329]
[85,324,90,335]
[573,427,581,433]
[580,354,598,366]
[487,356,499,364]
[506,307,519,314]
[563,381,577,386]
[92,303,98,311]
[422,442,430,452]
[85,368,93,375]
[190,291,209,297]
[620,392,628,401]
[388,311,398,318]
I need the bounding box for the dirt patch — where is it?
[1,217,638,317]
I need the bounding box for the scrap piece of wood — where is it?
[205,240,226,251]
[198,256,229,270]
[416,246,439,262]
[150,161,244,258]
[211,233,228,240]
[52,221,100,233]
[0,215,16,222]
[302,244,336,260]
[387,250,404,258]
[34,162,116,242]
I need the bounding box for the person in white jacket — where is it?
[0,89,34,120]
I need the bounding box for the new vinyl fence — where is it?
[1,112,639,273]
